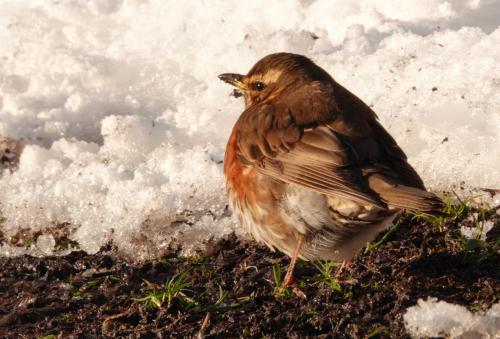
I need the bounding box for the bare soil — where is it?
[0,209,498,338]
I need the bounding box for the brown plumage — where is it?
[219,53,442,285]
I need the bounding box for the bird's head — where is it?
[218,52,333,108]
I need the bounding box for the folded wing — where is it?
[234,80,442,214]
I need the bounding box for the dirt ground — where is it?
[0,205,498,338]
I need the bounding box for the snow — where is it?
[460,212,495,240]
[0,0,499,262]
[404,298,500,338]
[35,234,56,255]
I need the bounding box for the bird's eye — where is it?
[254,82,265,91]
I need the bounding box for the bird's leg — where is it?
[336,260,349,277]
[283,234,305,287]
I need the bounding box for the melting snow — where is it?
[404,298,500,338]
[460,213,495,240]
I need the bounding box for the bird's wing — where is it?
[235,81,383,207]
[234,80,439,212]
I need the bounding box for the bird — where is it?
[218,52,443,286]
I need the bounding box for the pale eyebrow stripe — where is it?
[248,69,282,85]
[263,69,282,83]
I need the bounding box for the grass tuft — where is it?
[311,260,342,293]
[271,263,291,297]
[134,269,196,309]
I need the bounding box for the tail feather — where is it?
[368,174,443,215]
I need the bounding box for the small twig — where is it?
[244,265,259,273]
[197,312,211,339]
[291,285,307,299]
[102,311,129,334]
[103,311,129,322]
[142,278,161,290]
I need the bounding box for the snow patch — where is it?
[460,213,494,240]
[404,298,500,338]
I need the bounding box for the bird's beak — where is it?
[218,73,248,90]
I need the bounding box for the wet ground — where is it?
[0,206,498,338]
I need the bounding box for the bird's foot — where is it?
[335,260,350,278]
[277,279,307,299]
[333,260,357,285]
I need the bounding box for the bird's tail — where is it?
[368,174,444,215]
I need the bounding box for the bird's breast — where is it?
[224,127,298,252]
